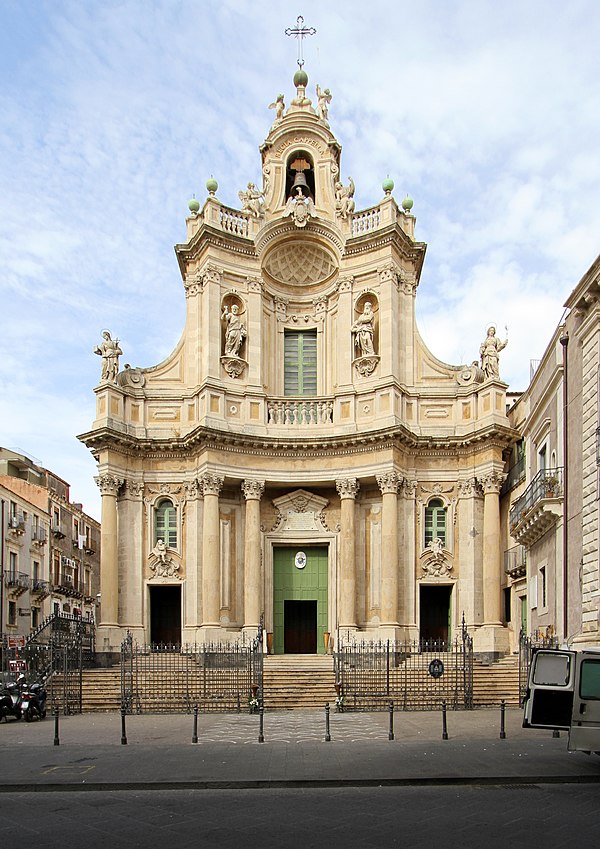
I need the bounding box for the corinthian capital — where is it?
[376,471,401,495]
[336,478,360,500]
[200,473,224,496]
[95,474,124,496]
[242,479,265,501]
[481,471,505,495]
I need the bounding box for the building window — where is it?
[539,565,547,610]
[8,601,17,626]
[284,329,317,396]
[155,499,177,548]
[9,551,17,579]
[503,587,512,623]
[32,607,40,629]
[32,560,40,581]
[424,498,447,546]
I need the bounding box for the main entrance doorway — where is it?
[273,546,328,654]
[419,585,451,646]
[149,585,181,646]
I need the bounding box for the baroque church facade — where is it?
[80,68,517,660]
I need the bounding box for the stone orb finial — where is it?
[382,176,394,195]
[188,195,200,214]
[293,68,309,87]
[206,176,218,196]
[402,194,414,212]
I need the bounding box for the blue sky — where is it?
[1,0,599,521]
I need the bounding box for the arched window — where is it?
[424,498,446,547]
[155,499,177,549]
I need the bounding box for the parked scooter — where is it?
[0,681,23,722]
[20,677,47,722]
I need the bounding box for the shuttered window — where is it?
[284,330,317,396]
[155,499,177,548]
[424,498,446,546]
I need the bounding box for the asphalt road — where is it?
[1,785,599,849]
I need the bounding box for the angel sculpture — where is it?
[268,93,285,123]
[335,177,356,219]
[283,185,317,229]
[238,182,264,218]
[315,84,332,121]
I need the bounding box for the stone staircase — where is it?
[472,654,521,707]
[262,654,337,710]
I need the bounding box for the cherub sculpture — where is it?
[335,177,356,219]
[238,182,264,218]
[268,93,285,123]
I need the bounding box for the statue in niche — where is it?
[315,84,332,121]
[479,325,508,380]
[94,330,122,383]
[335,177,355,219]
[352,301,376,356]
[269,93,285,123]
[221,303,247,357]
[238,182,264,218]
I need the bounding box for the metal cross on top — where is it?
[285,15,316,68]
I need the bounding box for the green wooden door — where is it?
[273,547,328,654]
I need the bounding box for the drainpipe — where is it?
[559,331,569,640]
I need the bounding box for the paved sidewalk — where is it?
[1,708,599,790]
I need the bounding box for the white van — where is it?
[523,647,600,754]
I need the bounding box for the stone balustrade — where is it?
[351,205,381,235]
[219,206,250,238]
[267,398,334,426]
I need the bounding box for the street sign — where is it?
[8,659,27,673]
[6,635,26,648]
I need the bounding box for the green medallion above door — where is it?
[273,546,328,654]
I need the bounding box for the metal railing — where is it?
[120,628,264,714]
[509,466,564,529]
[334,631,473,711]
[4,571,30,590]
[504,544,527,578]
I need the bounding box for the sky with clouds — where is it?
[1,0,599,521]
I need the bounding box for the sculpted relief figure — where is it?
[352,301,376,356]
[335,177,355,219]
[479,325,508,380]
[238,182,264,218]
[221,304,247,357]
[94,330,122,383]
[315,84,332,121]
[152,538,168,565]
[268,93,285,123]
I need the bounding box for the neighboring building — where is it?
[0,448,100,642]
[504,254,600,648]
[80,67,517,661]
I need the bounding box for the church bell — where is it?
[290,169,309,196]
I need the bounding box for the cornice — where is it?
[174,225,257,276]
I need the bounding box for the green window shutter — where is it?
[424,498,446,545]
[155,499,177,548]
[284,330,317,396]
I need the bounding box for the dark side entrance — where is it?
[419,584,451,646]
[150,585,181,646]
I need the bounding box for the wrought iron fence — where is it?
[1,614,95,714]
[334,632,473,711]
[120,630,264,714]
[518,629,559,705]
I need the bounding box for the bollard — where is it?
[388,699,394,741]
[441,700,448,740]
[499,700,506,739]
[325,702,331,742]
[192,704,199,744]
[552,729,560,738]
[53,706,60,746]
[120,705,128,745]
[258,704,265,743]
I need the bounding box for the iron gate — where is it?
[120,630,264,714]
[334,632,473,711]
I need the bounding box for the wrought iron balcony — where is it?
[7,514,25,534]
[5,571,30,596]
[509,467,563,546]
[504,544,527,579]
[31,578,51,598]
[32,527,47,546]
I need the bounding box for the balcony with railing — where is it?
[267,397,334,427]
[504,544,527,579]
[32,526,47,546]
[53,571,84,598]
[31,578,51,599]
[509,467,564,546]
[4,571,30,596]
[501,455,525,495]
[7,514,25,535]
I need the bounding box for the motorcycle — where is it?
[0,681,23,722]
[20,678,47,722]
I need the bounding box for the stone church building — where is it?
[80,67,516,660]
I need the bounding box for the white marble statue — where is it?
[152,538,168,564]
[94,330,122,383]
[268,93,285,123]
[222,304,247,357]
[335,177,355,219]
[352,301,375,356]
[315,84,332,121]
[479,326,508,380]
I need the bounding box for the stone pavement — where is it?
[0,707,599,790]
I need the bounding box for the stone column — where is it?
[377,472,400,626]
[482,472,504,625]
[200,473,224,626]
[242,479,265,630]
[184,479,202,634]
[336,478,360,628]
[119,479,144,630]
[95,474,124,627]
